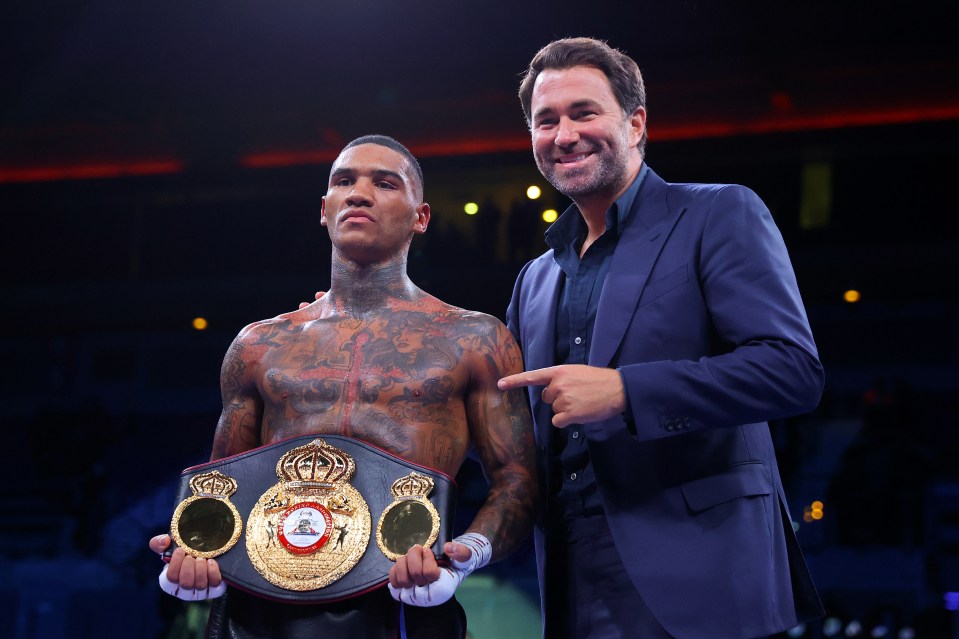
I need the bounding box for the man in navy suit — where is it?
[498,37,825,638]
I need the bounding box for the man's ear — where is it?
[628,106,647,148]
[320,196,328,226]
[413,203,430,234]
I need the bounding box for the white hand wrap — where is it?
[158,564,227,601]
[388,532,492,607]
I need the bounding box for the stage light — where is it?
[897,627,915,639]
[787,622,806,637]
[869,624,889,637]
[844,289,861,303]
[464,202,479,215]
[527,185,542,200]
[542,209,558,223]
[192,317,208,331]
[822,617,842,636]
[945,591,959,610]
[804,501,824,522]
[845,620,863,636]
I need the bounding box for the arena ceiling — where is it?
[2,1,957,183]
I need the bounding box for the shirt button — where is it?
[574,336,582,345]
[571,431,580,439]
[570,473,578,481]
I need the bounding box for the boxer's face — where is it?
[321,144,429,263]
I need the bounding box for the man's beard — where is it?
[536,143,630,201]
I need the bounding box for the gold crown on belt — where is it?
[189,470,238,499]
[389,472,435,499]
[275,438,356,488]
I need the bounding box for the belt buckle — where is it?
[246,438,372,591]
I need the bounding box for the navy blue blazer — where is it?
[506,168,824,639]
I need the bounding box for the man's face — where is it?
[321,144,429,262]
[529,65,644,201]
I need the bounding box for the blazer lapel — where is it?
[590,170,684,367]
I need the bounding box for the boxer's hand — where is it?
[149,533,171,556]
[298,291,326,309]
[387,533,491,607]
[442,540,476,566]
[387,541,475,588]
[389,544,441,589]
[151,533,226,601]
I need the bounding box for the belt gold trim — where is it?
[168,434,457,603]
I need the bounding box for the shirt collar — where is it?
[545,163,650,251]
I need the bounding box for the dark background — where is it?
[2,1,958,637]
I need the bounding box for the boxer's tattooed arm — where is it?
[460,319,537,562]
[211,336,263,460]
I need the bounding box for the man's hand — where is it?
[389,544,442,590]
[150,533,226,600]
[297,291,326,309]
[388,541,473,590]
[498,364,626,428]
[387,534,490,607]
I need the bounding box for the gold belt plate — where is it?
[245,438,371,591]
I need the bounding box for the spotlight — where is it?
[845,620,863,637]
[192,317,208,330]
[897,627,915,639]
[526,185,542,200]
[822,617,842,637]
[869,624,889,638]
[786,622,806,637]
[542,209,558,223]
[464,202,479,215]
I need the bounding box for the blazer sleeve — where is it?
[618,184,824,440]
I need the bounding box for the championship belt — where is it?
[168,434,457,603]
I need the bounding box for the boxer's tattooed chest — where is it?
[257,311,467,453]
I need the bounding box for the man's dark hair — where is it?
[341,134,425,197]
[518,37,647,155]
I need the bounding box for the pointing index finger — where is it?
[497,366,556,390]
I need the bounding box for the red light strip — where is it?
[239,136,533,169]
[240,150,341,168]
[0,160,185,184]
[242,104,959,169]
[2,103,956,183]
[651,104,959,141]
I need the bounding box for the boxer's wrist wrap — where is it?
[158,564,227,601]
[447,532,492,573]
[388,532,492,607]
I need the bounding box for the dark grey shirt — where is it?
[545,163,649,519]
